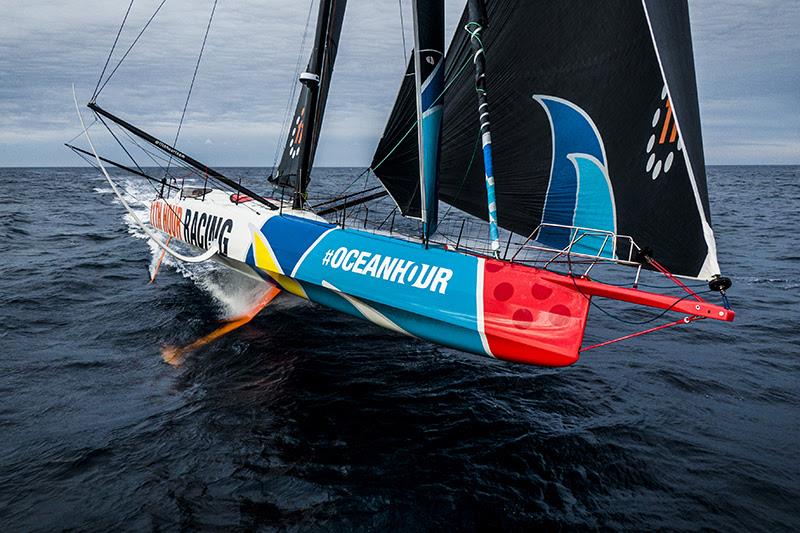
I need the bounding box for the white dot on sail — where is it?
[646,153,655,172]
[661,85,668,100]
[677,139,683,151]
[647,134,656,153]
[652,160,662,180]
[652,108,661,128]
[664,152,674,173]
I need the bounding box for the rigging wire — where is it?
[330,50,476,213]
[97,118,188,224]
[565,250,712,326]
[66,118,98,144]
[111,120,205,188]
[96,115,146,175]
[439,130,481,224]
[398,0,408,66]
[77,0,269,231]
[110,119,266,217]
[335,168,372,199]
[102,117,265,224]
[92,0,135,101]
[74,87,218,263]
[114,122,189,175]
[94,0,169,98]
[167,0,219,179]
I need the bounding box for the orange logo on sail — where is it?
[659,99,679,145]
[645,86,683,181]
[289,107,306,159]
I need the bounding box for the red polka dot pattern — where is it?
[485,261,504,273]
[494,282,514,301]
[531,283,553,300]
[480,258,591,367]
[512,308,533,329]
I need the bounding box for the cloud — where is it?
[0,0,797,166]
[688,0,800,163]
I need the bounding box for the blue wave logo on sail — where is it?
[534,95,617,258]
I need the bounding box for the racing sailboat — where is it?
[71,0,734,367]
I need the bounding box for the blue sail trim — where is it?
[420,62,443,110]
[534,95,617,258]
[569,154,616,258]
[419,60,444,238]
[421,104,443,236]
[483,143,500,250]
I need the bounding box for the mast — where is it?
[411,0,445,243]
[294,0,333,209]
[272,0,347,209]
[466,0,500,256]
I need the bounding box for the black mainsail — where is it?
[272,0,348,207]
[372,0,719,279]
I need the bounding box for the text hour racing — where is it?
[149,201,233,256]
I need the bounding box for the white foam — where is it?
[98,177,275,320]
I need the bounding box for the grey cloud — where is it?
[0,0,797,166]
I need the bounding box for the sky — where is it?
[0,0,797,167]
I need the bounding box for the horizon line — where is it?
[2,163,799,169]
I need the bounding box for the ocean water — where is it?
[0,166,798,531]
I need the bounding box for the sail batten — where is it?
[373,0,720,279]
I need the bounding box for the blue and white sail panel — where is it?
[535,95,616,259]
[412,0,445,239]
[569,154,617,258]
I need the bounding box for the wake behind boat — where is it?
[70,0,734,367]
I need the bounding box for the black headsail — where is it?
[271,0,348,208]
[372,0,720,280]
[372,57,419,214]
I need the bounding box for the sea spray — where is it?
[103,177,277,321]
